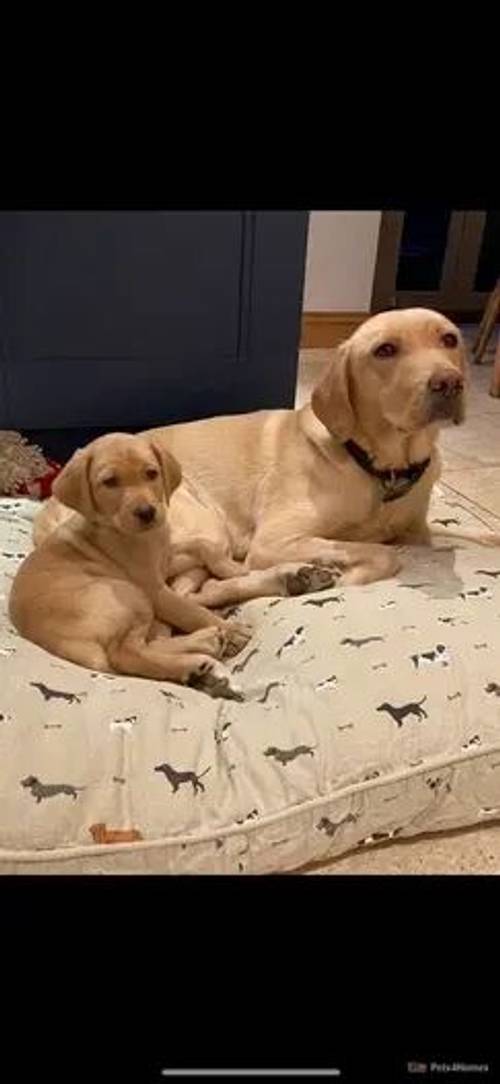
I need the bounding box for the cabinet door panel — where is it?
[0,211,308,429]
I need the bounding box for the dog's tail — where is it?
[429,525,500,549]
[198,766,212,779]
[418,696,427,706]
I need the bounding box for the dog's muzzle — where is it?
[427,370,464,423]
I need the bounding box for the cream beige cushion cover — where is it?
[1,490,500,874]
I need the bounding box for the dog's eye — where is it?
[373,342,397,359]
[146,468,159,480]
[102,476,119,488]
[442,331,458,349]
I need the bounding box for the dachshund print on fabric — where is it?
[159,689,185,708]
[317,813,357,837]
[30,682,83,704]
[302,594,345,608]
[341,636,385,648]
[264,745,315,765]
[89,823,143,844]
[377,697,428,727]
[232,648,259,674]
[21,775,85,802]
[256,681,284,704]
[316,673,337,690]
[276,627,305,658]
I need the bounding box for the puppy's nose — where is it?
[428,371,463,397]
[134,503,156,525]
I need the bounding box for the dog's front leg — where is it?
[248,535,401,586]
[392,523,432,546]
[154,586,252,657]
[154,584,226,634]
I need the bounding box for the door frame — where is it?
[371,211,491,319]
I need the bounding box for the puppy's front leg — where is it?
[154,584,225,633]
[154,585,252,658]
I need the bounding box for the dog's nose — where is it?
[134,503,156,525]
[428,371,463,397]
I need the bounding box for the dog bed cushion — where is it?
[2,491,500,874]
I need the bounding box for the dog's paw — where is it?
[220,621,253,658]
[186,627,226,658]
[283,563,341,596]
[188,660,245,701]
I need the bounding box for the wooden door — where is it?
[372,210,500,317]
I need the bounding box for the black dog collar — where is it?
[343,439,431,503]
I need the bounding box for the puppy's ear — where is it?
[149,441,182,500]
[311,342,356,441]
[52,447,96,517]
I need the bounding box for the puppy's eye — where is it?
[373,342,397,359]
[146,468,159,480]
[102,476,119,488]
[442,331,458,349]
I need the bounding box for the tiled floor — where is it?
[296,329,500,874]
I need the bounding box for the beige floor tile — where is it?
[436,482,500,530]
[440,468,500,518]
[439,416,500,469]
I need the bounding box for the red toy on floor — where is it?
[15,458,62,500]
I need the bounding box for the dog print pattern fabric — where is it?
[1,491,500,873]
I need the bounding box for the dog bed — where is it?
[2,490,500,874]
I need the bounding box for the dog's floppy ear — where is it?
[456,327,470,384]
[149,441,182,499]
[311,342,356,441]
[52,447,96,517]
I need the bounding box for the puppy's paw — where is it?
[283,563,341,596]
[220,621,253,658]
[187,627,226,658]
[188,660,244,701]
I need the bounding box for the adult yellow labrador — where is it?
[35,309,488,607]
[10,433,250,694]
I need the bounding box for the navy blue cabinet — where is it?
[0,212,308,429]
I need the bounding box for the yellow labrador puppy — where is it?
[10,433,250,694]
[35,309,493,608]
